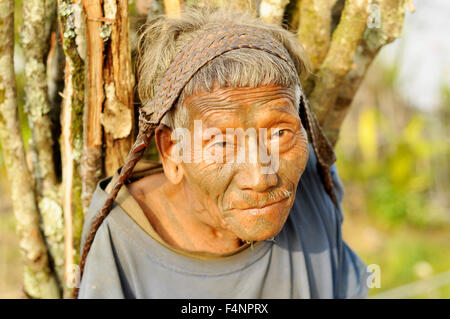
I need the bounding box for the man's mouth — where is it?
[229,197,290,216]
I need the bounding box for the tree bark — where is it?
[102,0,135,176]
[58,0,87,298]
[322,0,408,145]
[298,0,336,70]
[82,0,104,149]
[308,0,369,126]
[164,0,182,16]
[259,0,290,25]
[21,0,66,287]
[0,0,60,299]
[81,0,104,213]
[283,0,302,32]
[297,0,337,94]
[47,31,65,182]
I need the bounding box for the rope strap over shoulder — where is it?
[74,23,336,298]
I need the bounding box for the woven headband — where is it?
[74,24,336,298]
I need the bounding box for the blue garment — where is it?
[78,144,369,298]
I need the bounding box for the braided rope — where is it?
[74,24,336,298]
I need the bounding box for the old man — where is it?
[76,8,368,299]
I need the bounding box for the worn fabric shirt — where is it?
[78,144,369,299]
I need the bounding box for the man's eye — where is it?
[212,140,234,148]
[272,129,287,138]
[277,130,286,137]
[214,141,228,147]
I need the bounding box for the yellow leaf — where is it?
[358,107,378,162]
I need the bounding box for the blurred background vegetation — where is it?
[1,0,449,298]
[337,1,450,297]
[339,61,450,298]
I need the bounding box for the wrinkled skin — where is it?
[129,84,309,254]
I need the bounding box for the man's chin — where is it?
[224,205,291,242]
[238,227,283,242]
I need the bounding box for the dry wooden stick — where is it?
[58,0,87,298]
[102,0,135,176]
[82,0,104,148]
[80,0,103,214]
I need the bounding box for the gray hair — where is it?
[161,82,303,129]
[136,8,310,129]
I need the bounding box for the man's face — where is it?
[177,84,309,242]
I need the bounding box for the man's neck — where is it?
[128,173,244,254]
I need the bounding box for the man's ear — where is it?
[155,124,184,185]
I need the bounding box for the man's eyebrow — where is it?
[202,110,239,128]
[261,100,300,119]
[256,105,300,129]
[257,95,297,111]
[267,105,298,116]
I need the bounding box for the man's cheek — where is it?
[284,138,309,179]
[184,162,235,199]
[277,154,307,188]
[284,133,308,160]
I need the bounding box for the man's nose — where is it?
[235,162,278,192]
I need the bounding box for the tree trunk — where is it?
[102,0,135,177]
[81,0,104,214]
[322,0,408,145]
[259,0,290,25]
[308,0,370,126]
[164,0,182,16]
[21,0,66,289]
[0,0,60,299]
[58,0,87,298]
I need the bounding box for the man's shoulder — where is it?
[288,145,369,298]
[77,180,129,298]
[292,144,344,225]
[284,144,345,258]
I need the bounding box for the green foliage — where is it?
[337,106,449,228]
[338,82,450,297]
[357,229,450,298]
